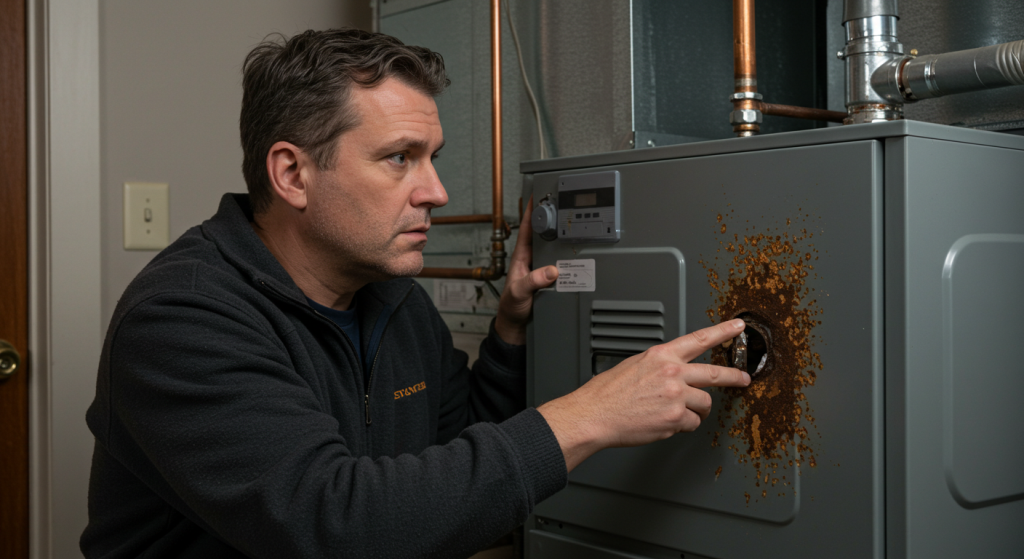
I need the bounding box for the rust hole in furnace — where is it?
[700,207,824,502]
[729,310,773,378]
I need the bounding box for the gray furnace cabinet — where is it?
[522,121,1024,559]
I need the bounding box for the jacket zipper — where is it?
[311,305,373,427]
[362,288,413,425]
[363,330,389,425]
[257,279,413,428]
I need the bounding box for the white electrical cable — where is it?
[504,0,547,159]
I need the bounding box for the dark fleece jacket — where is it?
[81,194,566,559]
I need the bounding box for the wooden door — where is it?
[0,0,30,556]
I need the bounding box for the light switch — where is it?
[123,182,170,250]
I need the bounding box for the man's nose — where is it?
[412,160,448,209]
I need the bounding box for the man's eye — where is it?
[389,153,406,165]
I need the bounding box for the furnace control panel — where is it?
[555,170,620,243]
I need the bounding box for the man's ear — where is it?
[266,141,314,211]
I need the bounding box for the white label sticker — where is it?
[556,259,596,292]
[433,279,484,312]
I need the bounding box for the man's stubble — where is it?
[306,174,429,283]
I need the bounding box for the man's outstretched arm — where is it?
[91,291,564,559]
[485,197,751,471]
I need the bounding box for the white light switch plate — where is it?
[123,182,170,250]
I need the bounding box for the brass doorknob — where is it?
[0,340,21,381]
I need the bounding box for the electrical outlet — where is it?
[123,182,169,250]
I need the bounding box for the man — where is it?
[82,29,750,558]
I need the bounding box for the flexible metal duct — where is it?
[842,0,1024,125]
[899,39,1024,100]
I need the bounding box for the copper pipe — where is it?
[759,102,847,123]
[733,0,756,90]
[732,0,760,137]
[490,0,503,237]
[418,0,507,281]
[430,214,493,225]
[731,0,842,132]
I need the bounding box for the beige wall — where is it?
[100,0,371,326]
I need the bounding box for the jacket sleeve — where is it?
[90,290,566,559]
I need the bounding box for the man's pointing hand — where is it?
[538,319,751,471]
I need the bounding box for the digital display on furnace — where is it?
[557,187,616,210]
[575,193,597,207]
[555,170,620,243]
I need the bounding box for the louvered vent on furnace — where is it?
[590,300,665,353]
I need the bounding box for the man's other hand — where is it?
[494,197,557,345]
[538,319,752,471]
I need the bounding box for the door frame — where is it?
[2,0,29,555]
[27,0,103,557]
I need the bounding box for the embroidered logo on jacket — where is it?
[394,381,426,400]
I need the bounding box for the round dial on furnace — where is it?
[532,199,558,241]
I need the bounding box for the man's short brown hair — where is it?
[240,28,450,214]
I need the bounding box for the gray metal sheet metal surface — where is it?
[533,0,633,157]
[886,136,1024,558]
[883,137,911,559]
[521,120,1024,174]
[528,531,649,559]
[527,140,884,558]
[526,519,720,559]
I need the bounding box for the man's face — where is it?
[305,78,447,283]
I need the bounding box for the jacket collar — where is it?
[201,193,416,308]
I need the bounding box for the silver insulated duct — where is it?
[840,0,1024,124]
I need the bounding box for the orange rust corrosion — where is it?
[700,210,825,502]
